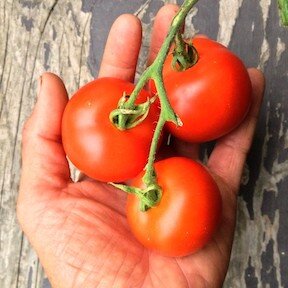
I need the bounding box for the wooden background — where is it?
[0,0,287,287]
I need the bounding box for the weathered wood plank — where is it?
[0,1,92,287]
[0,0,287,287]
[222,0,288,286]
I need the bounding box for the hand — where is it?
[17,4,265,288]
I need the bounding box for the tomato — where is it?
[62,77,159,182]
[127,157,222,257]
[151,38,252,143]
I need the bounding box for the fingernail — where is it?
[37,76,42,97]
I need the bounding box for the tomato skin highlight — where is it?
[151,38,252,143]
[62,77,159,182]
[127,157,222,257]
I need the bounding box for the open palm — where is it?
[17,5,264,288]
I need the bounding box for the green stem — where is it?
[143,114,165,185]
[173,32,199,71]
[142,76,182,186]
[125,0,199,109]
[141,1,199,188]
[278,0,288,27]
[125,66,153,108]
[174,31,187,56]
[110,0,199,210]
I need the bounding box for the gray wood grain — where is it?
[0,0,287,287]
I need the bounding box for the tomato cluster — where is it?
[62,38,251,257]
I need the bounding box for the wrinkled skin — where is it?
[17,4,265,288]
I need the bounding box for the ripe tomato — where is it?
[127,157,222,257]
[151,38,252,143]
[62,77,159,182]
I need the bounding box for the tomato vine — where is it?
[110,0,200,211]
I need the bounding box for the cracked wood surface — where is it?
[0,0,287,287]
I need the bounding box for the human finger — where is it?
[19,73,70,204]
[207,68,265,192]
[169,137,200,160]
[147,4,179,65]
[98,14,142,82]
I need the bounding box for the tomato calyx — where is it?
[109,92,157,131]
[110,182,162,212]
[172,33,199,71]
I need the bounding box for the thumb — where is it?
[19,73,70,206]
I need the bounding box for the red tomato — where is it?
[151,38,252,143]
[62,77,159,182]
[127,157,222,257]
